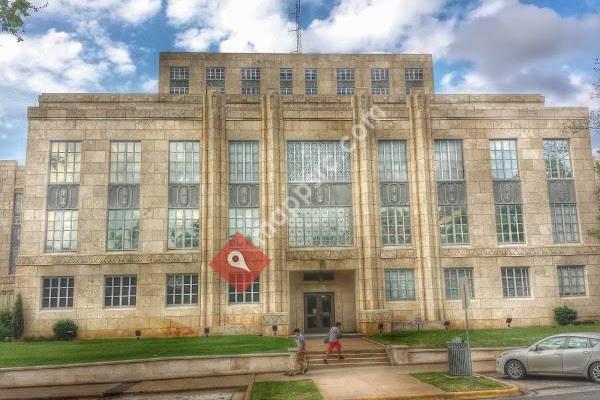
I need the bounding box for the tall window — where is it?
[336,68,355,95]
[444,268,474,300]
[280,68,293,95]
[305,68,318,95]
[206,67,225,93]
[378,141,411,245]
[229,274,260,303]
[168,141,200,249]
[166,274,198,306]
[9,193,22,274]
[107,141,140,251]
[241,67,260,94]
[435,140,469,244]
[405,67,424,94]
[490,140,525,244]
[42,276,74,308]
[558,266,585,297]
[501,267,530,298]
[170,67,189,94]
[384,269,415,300]
[46,141,80,252]
[371,68,389,95]
[229,141,260,245]
[104,275,137,307]
[544,140,579,243]
[288,141,353,247]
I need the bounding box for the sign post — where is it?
[459,276,473,375]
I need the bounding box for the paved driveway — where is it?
[492,374,600,399]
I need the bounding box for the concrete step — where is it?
[306,355,388,361]
[309,361,391,369]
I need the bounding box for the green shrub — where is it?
[0,324,12,340]
[0,310,12,328]
[53,319,78,340]
[554,306,577,326]
[12,294,24,339]
[23,335,55,342]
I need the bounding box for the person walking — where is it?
[287,327,308,375]
[323,321,343,364]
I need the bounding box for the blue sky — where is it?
[0,0,599,163]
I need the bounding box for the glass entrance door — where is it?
[304,292,334,333]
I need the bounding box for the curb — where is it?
[350,384,520,400]
[244,374,255,400]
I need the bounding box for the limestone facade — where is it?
[0,53,598,338]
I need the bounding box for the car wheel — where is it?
[505,359,527,380]
[589,362,600,384]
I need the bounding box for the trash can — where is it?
[447,337,472,376]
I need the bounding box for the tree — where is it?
[12,293,24,339]
[0,0,45,42]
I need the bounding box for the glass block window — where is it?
[501,267,530,298]
[305,68,318,95]
[288,207,353,247]
[46,210,78,252]
[166,274,198,306]
[169,142,200,183]
[206,67,225,93]
[229,274,260,303]
[49,141,81,183]
[104,275,137,307]
[280,68,293,95]
[489,140,519,180]
[496,204,525,243]
[371,68,389,95]
[42,276,74,308]
[405,68,424,94]
[384,269,415,300]
[168,209,199,249]
[336,68,355,95]
[170,66,189,94]
[287,141,353,247]
[544,139,579,243]
[107,210,139,251]
[435,140,469,245]
[110,142,141,184]
[288,141,352,183]
[229,141,260,245]
[544,140,573,179]
[9,193,22,275]
[241,67,260,94]
[444,268,474,300]
[378,141,411,245]
[558,266,586,297]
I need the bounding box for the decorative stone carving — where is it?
[47,185,79,210]
[108,184,139,209]
[229,184,259,208]
[440,246,600,258]
[360,309,392,323]
[380,182,410,206]
[286,249,358,260]
[262,313,289,326]
[17,252,201,266]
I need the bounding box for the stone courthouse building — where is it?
[0,52,599,338]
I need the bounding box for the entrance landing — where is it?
[304,337,383,352]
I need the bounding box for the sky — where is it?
[0,0,599,163]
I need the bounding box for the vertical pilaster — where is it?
[352,90,386,333]
[202,90,227,331]
[260,91,289,334]
[407,90,443,322]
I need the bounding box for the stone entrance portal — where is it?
[304,292,334,333]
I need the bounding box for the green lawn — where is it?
[411,372,509,392]
[251,380,322,400]
[372,324,600,348]
[0,335,294,368]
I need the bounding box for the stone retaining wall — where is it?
[387,345,513,365]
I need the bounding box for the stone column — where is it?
[260,91,289,336]
[407,90,443,323]
[201,90,227,332]
[352,90,386,333]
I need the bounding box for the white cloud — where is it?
[45,0,162,25]
[141,78,158,92]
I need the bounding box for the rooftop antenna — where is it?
[290,0,302,53]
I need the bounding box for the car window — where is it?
[567,337,591,349]
[590,338,600,348]
[536,337,565,351]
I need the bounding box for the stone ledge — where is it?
[17,252,201,266]
[440,245,600,258]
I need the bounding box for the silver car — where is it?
[496,333,600,382]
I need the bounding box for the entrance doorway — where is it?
[304,292,334,333]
